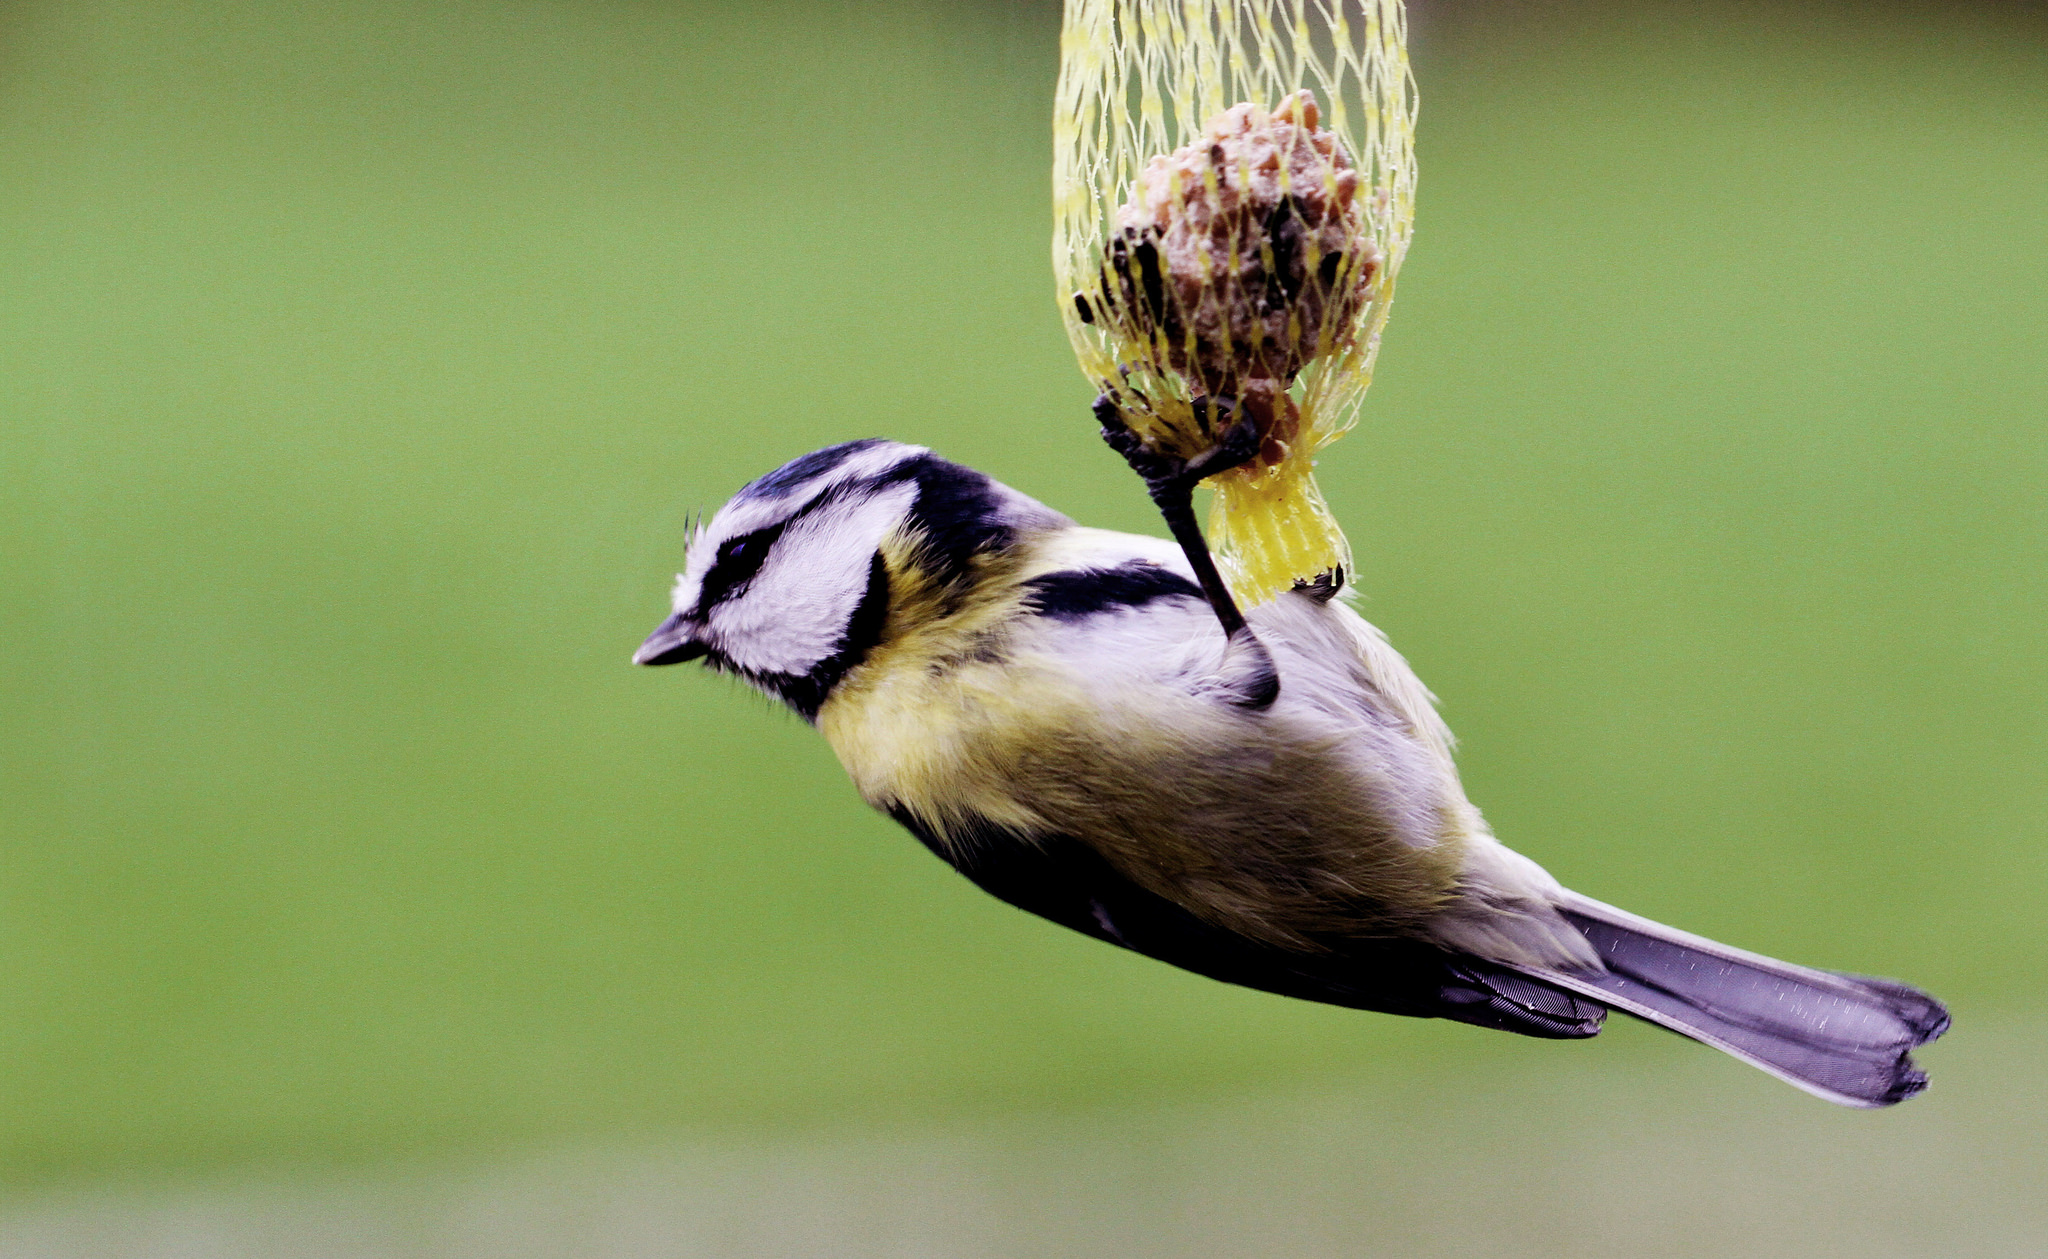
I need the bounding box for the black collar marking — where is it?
[871,454,1014,593]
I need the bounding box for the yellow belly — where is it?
[818,628,1462,951]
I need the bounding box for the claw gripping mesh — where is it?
[1054,0,1416,602]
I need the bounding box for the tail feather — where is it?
[1523,893,1950,1108]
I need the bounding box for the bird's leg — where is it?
[1094,393,1261,641]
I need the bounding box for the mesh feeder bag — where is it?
[1054,0,1417,604]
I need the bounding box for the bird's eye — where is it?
[697,525,784,609]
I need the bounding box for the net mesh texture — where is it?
[1054,0,1416,603]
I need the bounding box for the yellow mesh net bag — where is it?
[1053,0,1417,603]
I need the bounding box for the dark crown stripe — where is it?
[737,438,894,501]
[1024,560,1201,621]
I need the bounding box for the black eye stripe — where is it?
[693,481,875,612]
[696,521,787,609]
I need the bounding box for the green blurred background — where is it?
[2,0,2044,1252]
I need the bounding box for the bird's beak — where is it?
[633,612,708,666]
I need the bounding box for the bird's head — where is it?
[634,439,1063,719]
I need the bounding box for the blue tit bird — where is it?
[634,436,1948,1107]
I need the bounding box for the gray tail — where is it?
[1522,893,1950,1108]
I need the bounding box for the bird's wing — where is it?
[889,806,1605,1041]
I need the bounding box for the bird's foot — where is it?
[1093,394,1262,504]
[1092,393,1268,657]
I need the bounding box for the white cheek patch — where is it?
[684,443,927,596]
[708,480,916,678]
